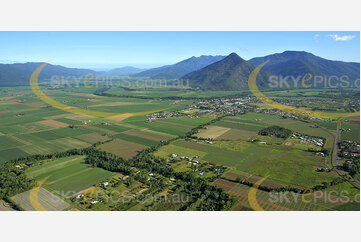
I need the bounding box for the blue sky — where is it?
[0,31,359,70]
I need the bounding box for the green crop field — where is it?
[125,120,191,136]
[26,156,115,196]
[0,87,201,163]
[0,148,29,162]
[216,120,266,132]
[222,182,346,211]
[93,123,130,133]
[0,83,359,212]
[0,136,25,150]
[112,132,159,146]
[159,116,213,127]
[123,129,173,142]
[341,123,360,143]
[30,130,65,140]
[50,127,93,137]
[315,121,338,131]
[215,112,335,149]
[98,138,148,159]
[155,139,337,188]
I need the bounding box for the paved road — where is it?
[332,118,360,188]
[312,119,339,167]
[333,118,343,166]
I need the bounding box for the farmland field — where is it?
[124,119,193,136]
[157,116,213,127]
[212,179,349,211]
[0,88,192,163]
[0,86,211,163]
[0,84,359,212]
[196,112,336,150]
[341,121,360,142]
[196,126,231,139]
[154,139,338,188]
[98,139,148,159]
[26,156,115,196]
[123,129,173,142]
[112,133,159,146]
[11,187,71,211]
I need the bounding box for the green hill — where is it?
[181,53,269,91]
[0,62,96,86]
[249,51,360,81]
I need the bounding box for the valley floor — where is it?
[1,86,359,211]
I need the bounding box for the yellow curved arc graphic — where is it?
[301,73,313,88]
[248,61,360,119]
[30,62,171,119]
[29,176,50,211]
[83,73,95,88]
[302,188,313,204]
[247,176,268,211]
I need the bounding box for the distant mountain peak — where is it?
[224,52,246,62]
[134,55,226,79]
[181,52,269,91]
[228,52,240,57]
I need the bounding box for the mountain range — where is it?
[182,53,269,90]
[133,55,226,79]
[0,51,359,89]
[182,51,360,90]
[248,51,360,80]
[0,63,95,86]
[106,66,146,75]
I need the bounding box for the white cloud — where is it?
[329,34,356,41]
[313,34,320,43]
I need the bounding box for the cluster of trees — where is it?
[339,141,358,156]
[342,158,360,178]
[311,177,344,191]
[258,125,292,138]
[85,148,235,211]
[307,147,330,156]
[338,141,360,178]
[0,163,35,199]
[175,177,235,211]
